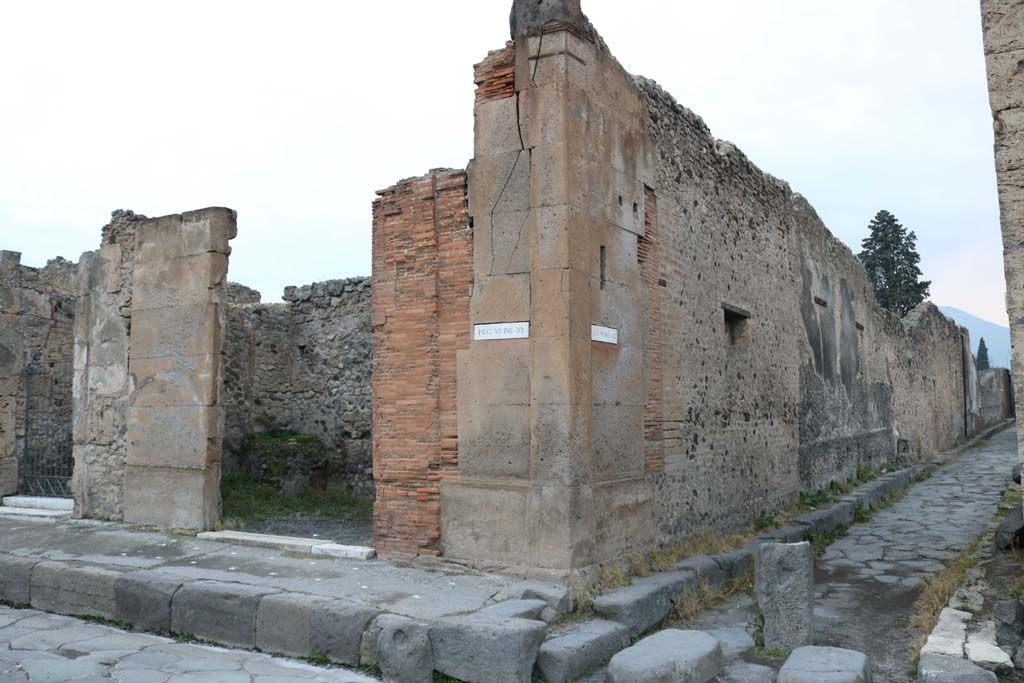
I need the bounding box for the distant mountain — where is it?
[938,306,1011,369]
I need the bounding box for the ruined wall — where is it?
[0,251,78,496]
[638,79,980,544]
[222,277,373,498]
[982,0,1024,492]
[71,211,142,519]
[978,367,1014,427]
[371,170,472,558]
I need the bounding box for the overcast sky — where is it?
[0,1,1007,324]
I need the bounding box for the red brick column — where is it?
[639,187,665,475]
[371,170,471,558]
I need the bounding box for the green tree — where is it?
[977,337,991,371]
[858,210,932,316]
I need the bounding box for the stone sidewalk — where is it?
[0,604,379,682]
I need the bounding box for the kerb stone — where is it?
[917,653,996,683]
[606,629,724,683]
[755,542,814,652]
[593,571,698,637]
[779,646,871,683]
[536,619,629,683]
[255,592,379,666]
[113,570,183,633]
[171,580,278,649]
[377,614,433,683]
[427,615,546,683]
[29,562,120,620]
[0,555,38,605]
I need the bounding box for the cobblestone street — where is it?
[0,606,379,683]
[814,427,1019,681]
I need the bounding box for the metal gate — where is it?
[20,357,74,497]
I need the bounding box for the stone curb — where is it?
[196,530,376,560]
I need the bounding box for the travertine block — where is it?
[122,464,220,529]
[470,273,531,324]
[129,354,218,407]
[473,210,531,276]
[592,404,645,481]
[132,252,227,310]
[532,204,589,272]
[129,304,221,359]
[126,405,221,468]
[457,343,530,406]
[458,402,531,479]
[134,208,236,263]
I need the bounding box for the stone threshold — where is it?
[196,530,376,560]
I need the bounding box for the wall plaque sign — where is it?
[591,325,619,345]
[474,322,530,341]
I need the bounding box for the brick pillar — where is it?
[121,209,235,530]
[371,170,471,558]
[440,3,657,572]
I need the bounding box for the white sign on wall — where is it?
[591,325,619,345]
[474,322,530,341]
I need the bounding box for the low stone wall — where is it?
[0,251,78,496]
[222,277,373,498]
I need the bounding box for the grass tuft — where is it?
[910,538,981,655]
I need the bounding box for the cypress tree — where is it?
[977,337,991,371]
[858,210,932,316]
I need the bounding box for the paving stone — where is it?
[493,582,573,622]
[536,619,629,683]
[171,581,280,649]
[427,615,546,683]
[778,646,870,683]
[593,571,698,637]
[29,562,121,620]
[917,653,997,682]
[716,661,774,683]
[606,629,724,683]
[376,614,432,683]
[755,542,813,652]
[113,570,183,633]
[706,627,755,659]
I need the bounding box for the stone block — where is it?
[132,252,226,311]
[129,355,218,407]
[0,555,38,605]
[714,548,755,582]
[533,203,589,272]
[755,542,814,652]
[475,95,522,158]
[377,614,433,683]
[113,570,183,633]
[588,162,644,235]
[469,273,531,325]
[536,619,630,683]
[720,662,775,683]
[255,592,379,665]
[122,464,220,530]
[456,402,531,479]
[457,343,530,407]
[440,479,529,564]
[986,49,1024,113]
[475,599,547,621]
[983,0,1024,54]
[492,582,574,622]
[779,646,870,683]
[129,304,221,360]
[530,142,585,210]
[126,405,220,468]
[995,506,1024,550]
[133,208,237,264]
[606,629,724,683]
[917,653,996,683]
[469,150,531,219]
[590,278,644,349]
[171,580,279,649]
[675,555,728,589]
[473,210,531,276]
[427,615,546,683]
[593,571,698,637]
[530,337,592,410]
[993,600,1024,651]
[30,562,121,620]
[530,268,590,341]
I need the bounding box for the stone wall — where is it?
[982,0,1024,497]
[371,170,472,558]
[638,79,987,544]
[978,368,1014,427]
[222,277,373,498]
[0,251,78,496]
[71,211,142,519]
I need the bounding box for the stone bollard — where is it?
[755,541,814,652]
